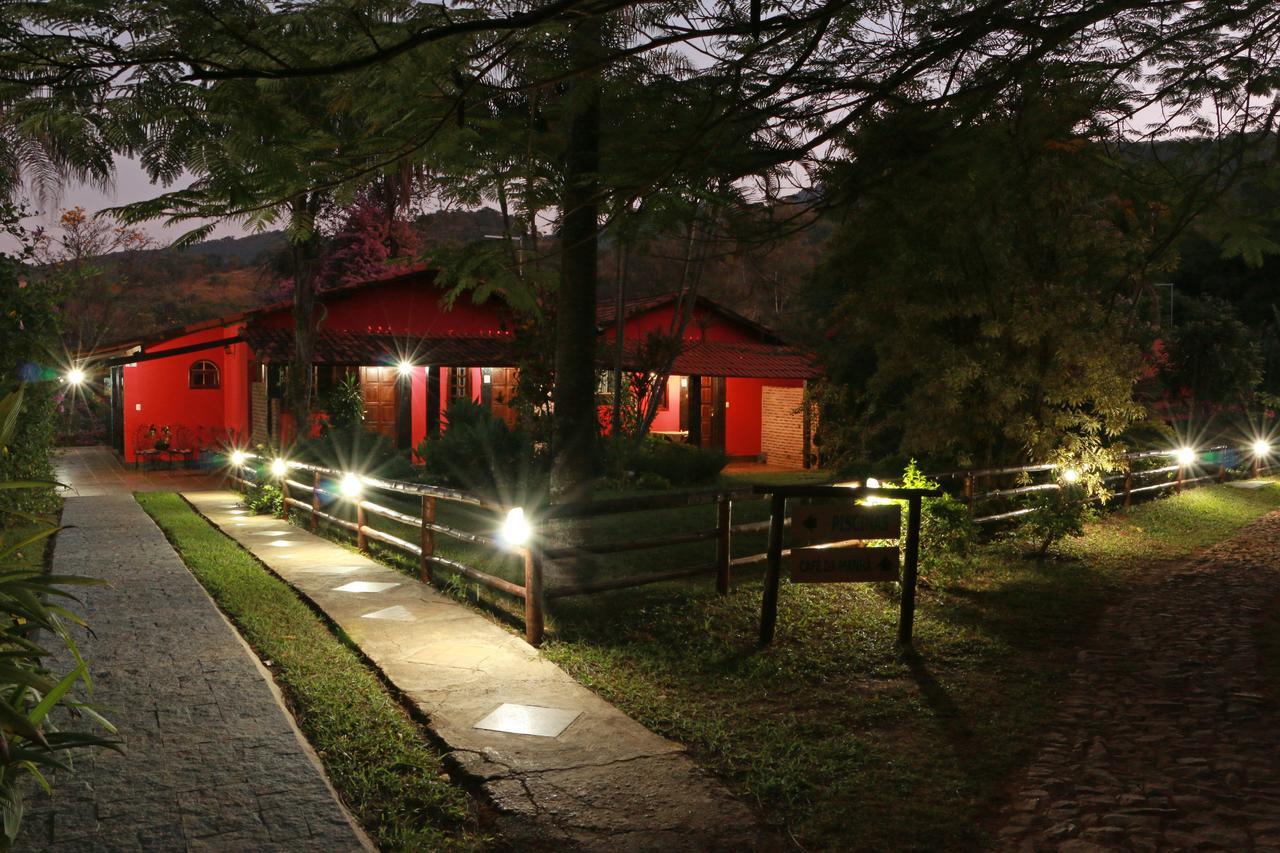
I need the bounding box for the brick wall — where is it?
[761,386,806,468]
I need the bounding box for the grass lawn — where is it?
[533,483,1280,850]
[135,492,482,851]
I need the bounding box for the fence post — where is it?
[715,495,732,594]
[310,470,320,533]
[524,546,545,647]
[1218,463,1227,484]
[1123,460,1132,512]
[277,467,289,519]
[759,493,786,647]
[897,495,923,647]
[419,495,435,585]
[1177,464,1184,494]
[963,473,975,517]
[356,502,368,553]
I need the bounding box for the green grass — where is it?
[534,482,1280,850]
[135,492,482,851]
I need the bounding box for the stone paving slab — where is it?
[994,509,1280,851]
[186,490,773,851]
[18,495,368,852]
[55,446,225,497]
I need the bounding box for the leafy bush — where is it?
[0,389,118,848]
[319,373,364,433]
[634,472,672,490]
[243,481,283,516]
[901,460,974,562]
[1019,485,1096,559]
[627,438,727,486]
[296,424,415,481]
[416,400,543,499]
[0,215,58,514]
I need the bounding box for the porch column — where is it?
[687,374,702,446]
[426,365,441,438]
[802,380,812,469]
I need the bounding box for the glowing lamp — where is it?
[1176,447,1196,467]
[270,458,288,477]
[1252,439,1271,457]
[396,360,415,378]
[229,450,248,467]
[339,472,363,500]
[501,507,532,548]
[866,477,881,489]
[64,367,86,386]
[1061,467,1080,484]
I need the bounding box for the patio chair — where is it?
[134,425,161,470]
[166,426,197,469]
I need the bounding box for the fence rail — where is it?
[228,440,1274,647]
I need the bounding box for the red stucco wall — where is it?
[600,303,764,345]
[122,325,242,463]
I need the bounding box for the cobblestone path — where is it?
[18,495,367,851]
[995,511,1280,851]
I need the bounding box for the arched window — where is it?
[189,360,220,389]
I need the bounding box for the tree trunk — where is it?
[550,15,602,498]
[287,200,322,442]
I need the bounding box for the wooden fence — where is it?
[940,445,1260,524]
[229,442,1273,646]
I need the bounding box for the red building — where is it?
[96,267,820,468]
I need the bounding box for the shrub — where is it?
[319,374,364,433]
[243,481,283,516]
[901,459,974,562]
[1019,485,1096,559]
[634,472,672,491]
[296,424,415,481]
[629,437,727,486]
[0,389,119,848]
[416,400,543,499]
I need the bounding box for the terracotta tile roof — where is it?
[619,340,820,379]
[596,293,785,344]
[244,327,519,366]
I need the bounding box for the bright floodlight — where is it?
[64,367,85,386]
[1253,439,1271,457]
[339,472,363,500]
[396,360,414,377]
[866,477,880,489]
[229,450,248,467]
[1176,447,1196,466]
[501,507,532,548]
[1061,467,1081,484]
[270,458,288,477]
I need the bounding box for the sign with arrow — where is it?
[792,504,901,547]
[792,545,901,583]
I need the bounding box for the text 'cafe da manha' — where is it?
[89,266,821,469]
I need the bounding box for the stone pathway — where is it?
[55,445,224,497]
[18,495,367,851]
[995,511,1280,851]
[186,490,771,851]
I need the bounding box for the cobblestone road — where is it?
[995,510,1280,851]
[18,495,366,851]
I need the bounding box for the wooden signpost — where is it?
[756,484,941,648]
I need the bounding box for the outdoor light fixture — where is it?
[229,450,248,467]
[396,360,415,377]
[64,366,86,386]
[1061,467,1081,484]
[500,507,532,548]
[1176,447,1196,467]
[866,477,881,489]
[270,458,288,477]
[1253,439,1272,457]
[339,472,363,500]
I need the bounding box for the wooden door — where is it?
[699,376,726,451]
[360,366,399,440]
[488,368,519,428]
